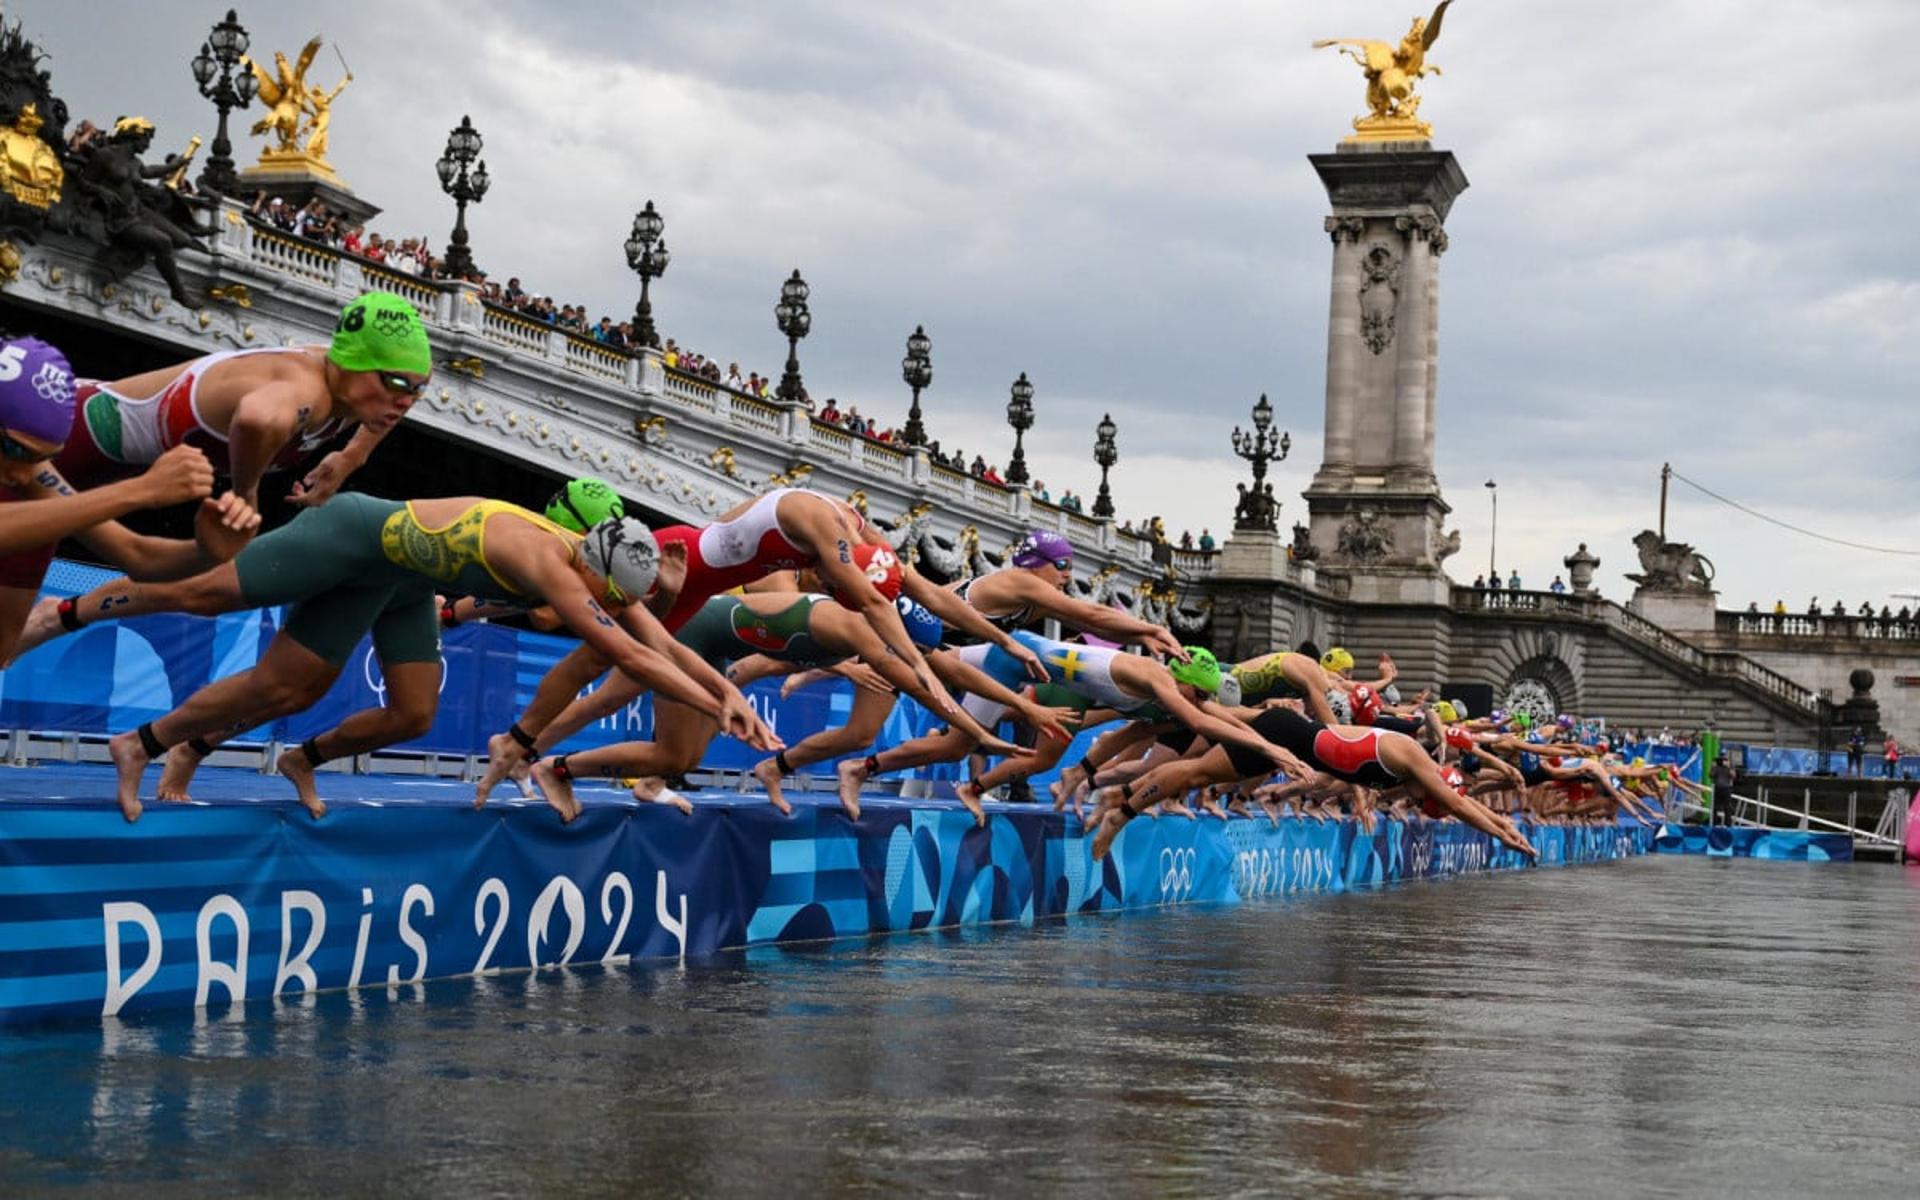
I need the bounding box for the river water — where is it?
[3,855,1917,1197]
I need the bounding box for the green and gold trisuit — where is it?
[676,594,845,673]
[232,492,577,666]
[1229,651,1308,705]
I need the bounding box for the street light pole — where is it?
[1092,413,1118,520]
[900,325,932,446]
[623,200,669,350]
[189,9,256,196]
[773,269,812,405]
[1005,372,1034,486]
[436,115,489,280]
[1229,392,1291,532]
[1485,478,1498,580]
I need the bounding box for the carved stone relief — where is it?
[1358,244,1400,355]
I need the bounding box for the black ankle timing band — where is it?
[774,750,794,775]
[863,754,882,777]
[300,737,330,768]
[551,754,573,781]
[1078,755,1097,777]
[135,722,167,758]
[56,598,83,631]
[186,737,217,757]
[508,722,539,760]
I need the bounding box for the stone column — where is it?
[1389,216,1432,486]
[1298,143,1467,604]
[1313,217,1365,490]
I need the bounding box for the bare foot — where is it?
[1090,807,1128,861]
[629,776,695,816]
[275,746,328,820]
[1162,798,1196,820]
[1259,797,1282,826]
[752,757,794,816]
[157,742,205,803]
[106,730,148,823]
[834,758,866,821]
[474,732,531,809]
[1198,791,1228,821]
[528,760,582,824]
[955,780,987,828]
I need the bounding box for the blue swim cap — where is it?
[897,596,942,648]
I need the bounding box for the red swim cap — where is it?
[831,542,903,603]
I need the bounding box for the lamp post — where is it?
[622,200,669,350]
[900,325,932,446]
[1230,392,1292,532]
[189,9,256,196]
[773,269,811,405]
[435,115,489,280]
[1485,478,1498,580]
[1092,413,1118,520]
[1005,372,1035,486]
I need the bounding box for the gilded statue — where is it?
[301,67,352,159]
[0,102,62,209]
[244,37,351,167]
[1314,1,1452,142]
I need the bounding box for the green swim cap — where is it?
[545,475,625,534]
[329,291,433,376]
[1169,646,1222,694]
[1513,711,1533,731]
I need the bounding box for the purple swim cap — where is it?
[0,336,76,445]
[1012,529,1073,568]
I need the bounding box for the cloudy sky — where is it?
[18,1,1920,607]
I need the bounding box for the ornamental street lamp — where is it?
[774,269,811,404]
[190,9,256,196]
[623,200,670,350]
[1005,372,1035,486]
[1485,478,1499,581]
[900,325,932,446]
[1092,412,1118,520]
[1230,392,1291,532]
[436,115,489,279]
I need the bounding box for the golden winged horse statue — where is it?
[243,37,323,154]
[1314,1,1453,141]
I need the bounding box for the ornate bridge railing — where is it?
[1719,611,1920,643]
[1449,588,1820,719]
[176,205,1211,590]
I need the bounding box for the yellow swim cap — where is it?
[1321,647,1355,673]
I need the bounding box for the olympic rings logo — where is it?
[1158,847,1195,900]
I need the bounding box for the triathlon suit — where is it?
[0,484,58,592]
[54,347,351,487]
[676,594,845,674]
[954,630,1151,728]
[652,487,868,632]
[227,492,576,667]
[1228,651,1308,704]
[1223,707,1404,788]
[943,570,1037,646]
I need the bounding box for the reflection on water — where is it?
[5,857,1920,1196]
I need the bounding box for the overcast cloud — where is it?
[17,0,1919,608]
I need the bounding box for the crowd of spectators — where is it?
[240,184,1136,507]
[1753,598,1913,621]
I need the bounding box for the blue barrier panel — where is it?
[1652,824,1851,861]
[0,764,1653,1027]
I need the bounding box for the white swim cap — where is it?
[581,516,659,604]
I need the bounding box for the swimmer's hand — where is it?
[288,449,355,507]
[1017,701,1080,746]
[722,691,784,752]
[1147,628,1188,662]
[835,662,896,697]
[193,492,261,561]
[1009,640,1050,683]
[137,444,215,507]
